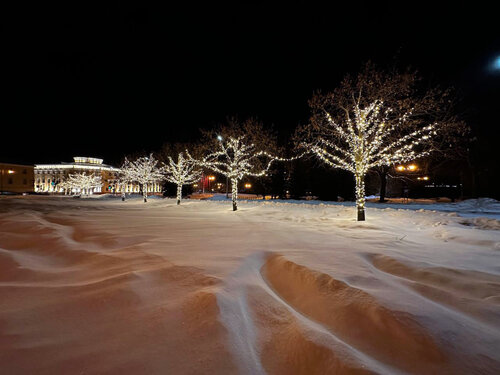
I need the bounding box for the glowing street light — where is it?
[207,175,215,191]
[244,183,252,189]
[396,164,418,172]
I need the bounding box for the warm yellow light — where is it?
[407,164,417,171]
[193,184,198,187]
[423,176,429,180]
[8,170,15,174]
[244,183,252,188]
[208,176,215,181]
[396,166,405,171]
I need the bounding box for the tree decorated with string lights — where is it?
[62,172,102,195]
[298,99,436,221]
[328,63,469,203]
[163,152,201,205]
[122,154,164,202]
[194,135,290,211]
[117,158,136,201]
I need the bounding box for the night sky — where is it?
[2,3,499,167]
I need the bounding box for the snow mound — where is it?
[261,254,451,374]
[460,217,500,231]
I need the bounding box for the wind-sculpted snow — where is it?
[0,196,499,374]
[261,255,450,374]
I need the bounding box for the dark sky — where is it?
[2,2,499,166]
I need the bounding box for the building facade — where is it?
[0,163,35,194]
[34,157,162,195]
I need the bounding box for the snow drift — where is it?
[0,196,499,374]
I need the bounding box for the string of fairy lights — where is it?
[120,154,164,202]
[304,100,436,219]
[187,136,304,210]
[59,172,102,194]
[57,102,435,218]
[163,152,201,204]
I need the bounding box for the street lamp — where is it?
[396,164,418,172]
[208,175,215,191]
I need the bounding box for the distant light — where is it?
[493,56,500,70]
[244,183,252,188]
[8,170,15,174]
[217,135,223,141]
[208,176,215,181]
[396,165,405,171]
[407,164,417,171]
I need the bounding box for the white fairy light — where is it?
[61,172,102,195]
[304,100,436,221]
[121,154,164,202]
[116,158,136,201]
[191,136,301,211]
[163,152,201,205]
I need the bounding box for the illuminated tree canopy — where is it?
[299,99,436,220]
[163,152,201,205]
[121,154,164,202]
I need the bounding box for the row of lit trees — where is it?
[121,64,468,220]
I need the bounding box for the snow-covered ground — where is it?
[207,194,500,220]
[0,196,499,374]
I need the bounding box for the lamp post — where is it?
[395,163,420,203]
[208,175,215,191]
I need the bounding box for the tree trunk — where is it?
[378,167,388,203]
[143,184,148,202]
[355,173,366,221]
[231,178,238,211]
[177,183,182,205]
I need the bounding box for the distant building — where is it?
[0,162,35,194]
[34,157,162,195]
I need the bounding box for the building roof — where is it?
[35,156,120,171]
